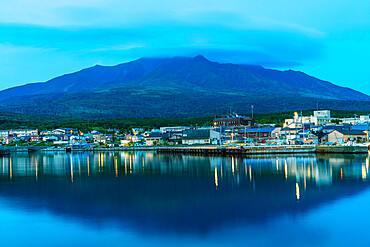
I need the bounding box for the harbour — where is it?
[0,151,370,246]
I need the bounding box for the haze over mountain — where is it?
[0,56,369,118]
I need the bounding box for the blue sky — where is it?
[0,0,369,94]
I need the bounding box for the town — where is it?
[0,110,369,150]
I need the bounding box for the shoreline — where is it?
[1,145,369,155]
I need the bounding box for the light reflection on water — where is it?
[0,152,369,246]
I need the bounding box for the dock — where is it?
[157,146,317,155]
[157,145,370,155]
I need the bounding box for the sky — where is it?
[0,0,369,94]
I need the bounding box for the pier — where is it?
[157,145,370,156]
[157,146,316,155]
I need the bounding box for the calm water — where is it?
[0,151,370,246]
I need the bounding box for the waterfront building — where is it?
[145,132,169,146]
[238,127,276,139]
[327,129,367,144]
[214,113,254,127]
[182,129,220,145]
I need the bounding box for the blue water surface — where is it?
[0,152,369,246]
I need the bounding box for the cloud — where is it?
[0,0,368,93]
[0,22,324,69]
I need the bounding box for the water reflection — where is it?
[0,152,370,236]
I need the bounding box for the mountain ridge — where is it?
[0,55,369,118]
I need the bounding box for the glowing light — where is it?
[249,165,252,182]
[130,156,132,174]
[232,157,235,175]
[296,183,300,200]
[70,156,74,183]
[98,153,101,172]
[362,165,366,180]
[284,160,288,179]
[340,168,343,180]
[215,167,218,188]
[100,153,104,167]
[125,157,127,175]
[115,156,118,178]
[87,157,90,176]
[9,157,12,181]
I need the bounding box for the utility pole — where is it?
[251,105,254,119]
[301,110,303,144]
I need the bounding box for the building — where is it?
[132,135,145,142]
[132,128,145,135]
[160,126,190,133]
[340,115,370,125]
[182,129,220,145]
[30,135,41,142]
[214,113,254,127]
[0,129,38,137]
[52,128,78,135]
[168,133,182,145]
[327,129,367,144]
[145,133,169,146]
[43,136,59,142]
[322,124,351,133]
[314,110,331,125]
[284,110,331,128]
[238,127,276,139]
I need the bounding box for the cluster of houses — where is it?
[0,128,86,145]
[1,110,369,147]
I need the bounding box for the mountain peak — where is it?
[193,55,209,62]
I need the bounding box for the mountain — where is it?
[0,55,369,118]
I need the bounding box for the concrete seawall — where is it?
[1,145,369,155]
[316,146,369,154]
[157,146,317,155]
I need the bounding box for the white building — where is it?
[284,110,332,128]
[0,129,38,137]
[160,126,190,133]
[340,115,370,125]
